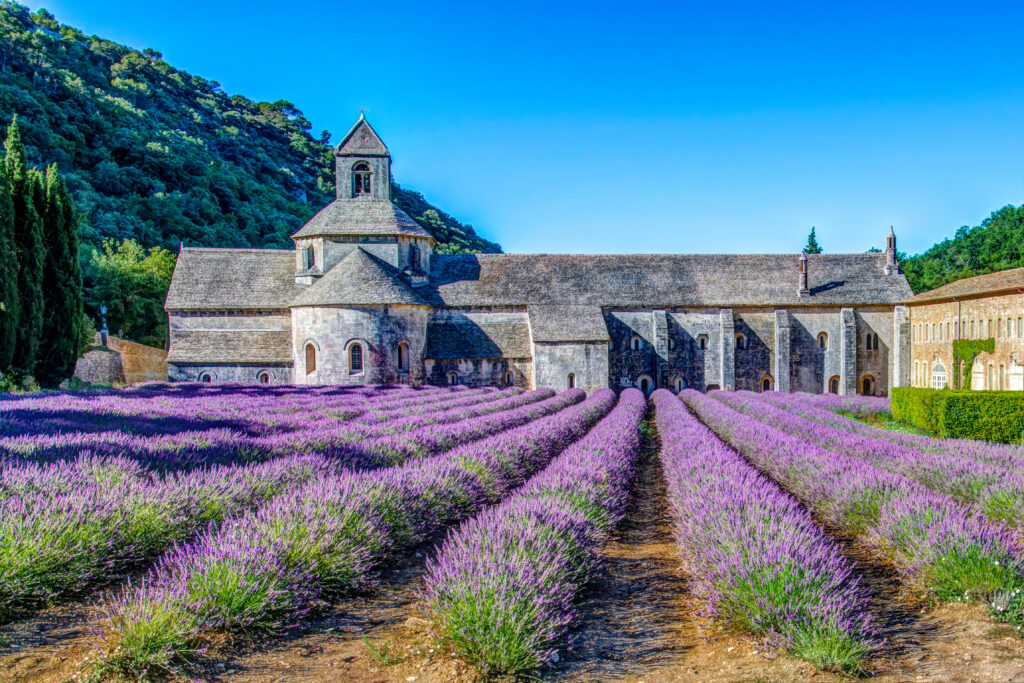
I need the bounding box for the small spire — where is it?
[889,225,895,237]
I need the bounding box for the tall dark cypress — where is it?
[37,164,83,387]
[0,158,17,370]
[4,116,44,375]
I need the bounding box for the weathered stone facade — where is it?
[165,116,915,396]
[908,268,1024,390]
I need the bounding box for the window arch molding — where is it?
[630,334,643,351]
[352,160,372,196]
[931,360,947,390]
[637,374,654,396]
[816,332,828,350]
[300,338,320,376]
[394,338,411,374]
[735,332,748,350]
[343,338,369,375]
[256,370,271,385]
[198,372,212,383]
[760,374,774,392]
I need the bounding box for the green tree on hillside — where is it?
[37,163,83,387]
[0,156,16,369]
[4,115,43,373]
[83,239,175,348]
[901,205,1024,293]
[803,227,823,254]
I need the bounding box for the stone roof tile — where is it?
[529,305,610,342]
[425,314,532,359]
[165,248,298,311]
[426,253,913,307]
[167,329,292,364]
[908,267,1024,304]
[290,199,432,240]
[290,248,427,307]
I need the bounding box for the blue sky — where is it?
[23,0,1024,255]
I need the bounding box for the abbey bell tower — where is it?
[335,113,391,201]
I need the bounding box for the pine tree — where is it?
[37,164,83,388]
[4,116,45,375]
[804,226,823,254]
[0,158,17,370]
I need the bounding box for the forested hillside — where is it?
[901,204,1024,294]
[0,1,500,255]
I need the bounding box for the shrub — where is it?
[889,387,1024,444]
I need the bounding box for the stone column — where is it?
[773,309,791,392]
[892,305,911,389]
[653,309,669,389]
[839,308,857,395]
[719,308,735,391]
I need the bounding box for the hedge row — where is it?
[891,387,1024,444]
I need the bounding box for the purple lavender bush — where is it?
[97,389,615,678]
[681,390,1024,626]
[653,390,876,672]
[423,388,646,676]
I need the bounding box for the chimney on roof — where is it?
[884,226,900,275]
[798,252,811,297]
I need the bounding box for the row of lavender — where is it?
[96,390,619,677]
[653,390,876,672]
[423,388,647,676]
[716,391,1024,530]
[682,390,1024,627]
[0,385,551,469]
[0,389,585,623]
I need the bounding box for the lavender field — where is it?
[1,383,1023,681]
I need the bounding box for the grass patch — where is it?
[362,636,406,666]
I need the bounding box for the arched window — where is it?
[304,244,315,270]
[630,335,642,351]
[567,373,576,389]
[304,343,316,375]
[861,375,874,396]
[503,370,514,387]
[697,335,708,351]
[828,376,840,394]
[397,342,409,373]
[817,332,828,350]
[931,361,947,390]
[1000,364,1006,390]
[761,375,774,392]
[409,243,421,272]
[447,371,459,386]
[353,161,372,196]
[865,332,872,350]
[257,371,270,384]
[638,375,653,395]
[735,333,747,350]
[199,372,212,383]
[349,343,364,374]
[987,364,995,390]
[674,376,685,393]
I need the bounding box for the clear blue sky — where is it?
[23,0,1024,255]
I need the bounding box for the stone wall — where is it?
[292,304,429,385]
[73,347,125,385]
[168,364,291,384]
[532,342,609,394]
[909,293,1024,390]
[105,335,168,383]
[424,358,532,388]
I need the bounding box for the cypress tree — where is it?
[0,158,17,370]
[4,116,44,375]
[37,164,83,387]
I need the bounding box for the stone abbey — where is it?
[165,116,914,395]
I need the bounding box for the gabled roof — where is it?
[529,305,610,342]
[290,199,433,240]
[336,115,389,156]
[908,267,1024,304]
[290,248,426,307]
[425,253,913,308]
[165,248,299,311]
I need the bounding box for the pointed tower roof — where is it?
[290,248,426,307]
[336,114,389,156]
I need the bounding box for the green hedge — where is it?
[891,387,1024,443]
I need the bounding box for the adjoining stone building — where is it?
[907,267,1024,391]
[165,115,915,396]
